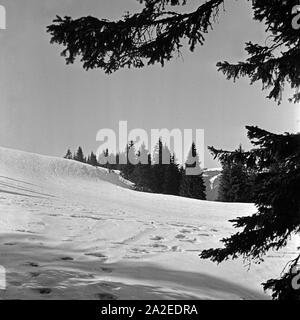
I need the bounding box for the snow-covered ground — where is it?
[0,147,298,300]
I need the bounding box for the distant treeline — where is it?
[64,142,256,203]
[64,139,206,200]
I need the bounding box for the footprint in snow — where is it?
[85,252,107,259]
[152,243,168,249]
[180,229,191,234]
[131,248,149,254]
[150,236,164,241]
[25,262,40,268]
[34,288,52,295]
[30,272,41,278]
[96,293,118,300]
[175,234,186,239]
[60,256,74,261]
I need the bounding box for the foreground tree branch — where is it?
[201,126,300,299]
[47,0,224,73]
[47,0,300,103]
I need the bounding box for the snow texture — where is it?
[0,147,298,300]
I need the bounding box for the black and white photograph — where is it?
[0,0,300,307]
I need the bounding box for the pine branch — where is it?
[47,0,225,73]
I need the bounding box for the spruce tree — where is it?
[151,139,168,193]
[179,142,206,200]
[74,146,85,163]
[86,155,91,165]
[64,148,72,160]
[201,127,300,299]
[132,143,152,191]
[121,141,137,180]
[163,154,181,195]
[217,145,255,203]
[89,152,98,167]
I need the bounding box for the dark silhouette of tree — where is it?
[151,139,169,193]
[87,151,98,167]
[74,146,85,163]
[48,1,300,298]
[217,145,255,203]
[201,127,300,299]
[163,154,181,195]
[121,141,137,180]
[64,148,72,160]
[132,143,153,191]
[179,142,206,200]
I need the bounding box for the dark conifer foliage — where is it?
[150,139,167,193]
[163,154,181,195]
[179,142,206,200]
[47,0,224,73]
[64,148,72,159]
[132,144,153,192]
[217,145,255,203]
[121,141,137,180]
[47,1,300,103]
[73,146,86,163]
[201,127,300,299]
[87,151,98,167]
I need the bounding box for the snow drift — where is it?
[0,146,298,300]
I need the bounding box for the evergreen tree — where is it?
[179,143,206,200]
[89,151,98,167]
[121,141,137,180]
[163,154,181,195]
[74,146,85,163]
[132,143,153,191]
[218,145,255,203]
[86,154,91,165]
[64,148,72,160]
[201,127,300,299]
[151,139,168,193]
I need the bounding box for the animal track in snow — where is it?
[101,267,113,273]
[85,252,107,259]
[150,236,164,241]
[25,261,40,268]
[175,234,185,239]
[35,288,52,295]
[96,292,118,300]
[60,256,74,261]
[180,229,191,234]
[3,242,17,246]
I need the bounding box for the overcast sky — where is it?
[0,0,299,168]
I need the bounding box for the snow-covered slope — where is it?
[0,147,298,300]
